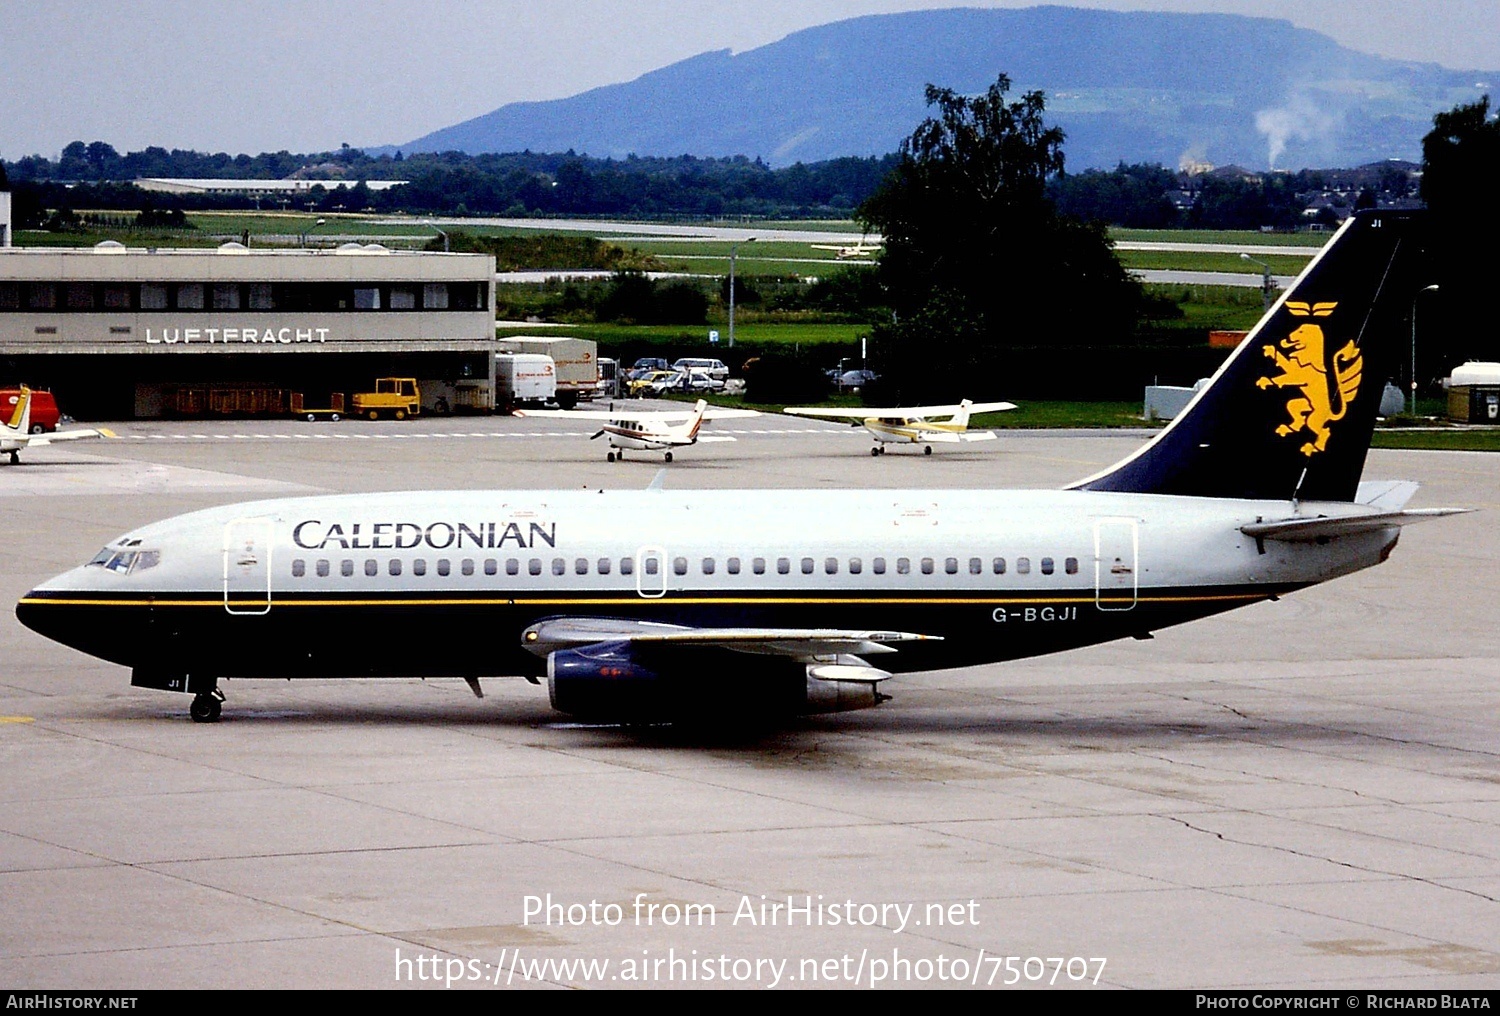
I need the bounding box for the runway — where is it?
[1,418,1496,989]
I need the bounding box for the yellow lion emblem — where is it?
[1255,301,1362,457]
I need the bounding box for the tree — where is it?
[1421,96,1500,372]
[858,75,1146,402]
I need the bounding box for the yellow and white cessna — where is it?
[2,388,113,465]
[782,399,1016,456]
[517,398,759,463]
[810,239,882,259]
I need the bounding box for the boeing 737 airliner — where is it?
[16,212,1462,723]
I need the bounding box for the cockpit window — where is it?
[88,544,160,573]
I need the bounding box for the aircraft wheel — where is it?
[924,445,933,455]
[7,450,18,465]
[394,409,407,421]
[189,692,222,724]
[664,451,674,463]
[871,447,880,457]
[607,451,616,463]
[367,409,380,421]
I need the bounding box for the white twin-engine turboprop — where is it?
[517,398,760,462]
[16,212,1467,725]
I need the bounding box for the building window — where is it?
[247,283,274,310]
[139,283,168,310]
[102,285,132,310]
[212,284,240,309]
[175,283,204,310]
[65,283,93,310]
[28,283,56,309]
[389,285,417,310]
[423,283,449,309]
[0,283,18,310]
[353,287,380,310]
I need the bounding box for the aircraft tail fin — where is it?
[4,387,31,436]
[948,399,975,428]
[1073,211,1429,502]
[685,399,708,441]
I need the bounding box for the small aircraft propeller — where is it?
[590,429,605,440]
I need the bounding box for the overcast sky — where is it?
[3,0,1497,159]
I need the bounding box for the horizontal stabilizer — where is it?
[1241,508,1470,542]
[957,431,997,443]
[1355,480,1420,510]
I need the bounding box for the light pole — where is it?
[1410,284,1440,417]
[1240,253,1274,312]
[432,225,449,253]
[727,236,756,349]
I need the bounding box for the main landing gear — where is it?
[189,688,225,723]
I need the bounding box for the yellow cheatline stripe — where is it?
[18,592,1264,609]
[0,716,35,724]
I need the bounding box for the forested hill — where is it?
[396,5,1494,171]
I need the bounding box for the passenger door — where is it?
[223,517,274,615]
[1093,518,1138,611]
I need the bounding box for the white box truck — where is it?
[495,336,598,408]
[495,353,557,412]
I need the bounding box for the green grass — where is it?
[1372,430,1500,452]
[1119,251,1311,274]
[1111,228,1331,247]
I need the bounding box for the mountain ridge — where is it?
[392,6,1495,170]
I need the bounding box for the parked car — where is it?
[646,370,718,395]
[626,357,671,382]
[671,357,730,383]
[626,370,678,397]
[835,369,879,392]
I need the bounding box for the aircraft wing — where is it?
[522,617,940,664]
[26,427,114,446]
[516,407,758,421]
[784,402,1016,419]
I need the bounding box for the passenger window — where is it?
[849,557,862,574]
[461,559,474,576]
[388,559,402,576]
[897,558,910,575]
[777,558,790,575]
[364,559,378,577]
[528,559,542,576]
[292,559,306,578]
[701,558,715,575]
[437,559,451,577]
[921,558,934,575]
[413,559,427,576]
[620,558,634,576]
[1065,557,1079,575]
[505,559,519,576]
[597,558,612,575]
[673,557,688,576]
[969,557,982,575]
[825,557,838,574]
[341,560,354,577]
[316,559,329,578]
[1041,557,1054,576]
[644,558,659,576]
[753,557,766,575]
[575,558,588,575]
[1017,557,1031,575]
[552,559,566,576]
[873,557,886,575]
[944,557,958,575]
[801,557,814,575]
[727,557,741,575]
[993,557,1006,574]
[484,559,497,576]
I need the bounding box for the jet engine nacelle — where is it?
[547,640,884,720]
